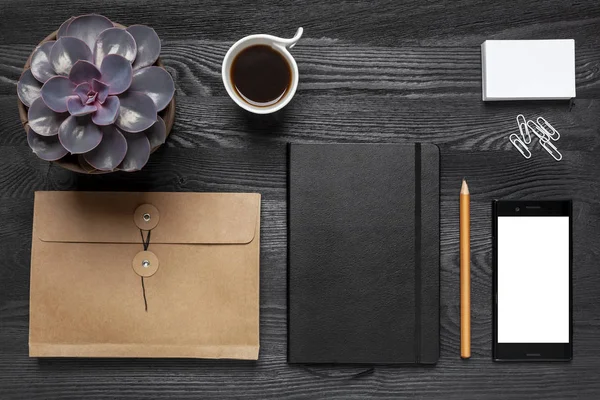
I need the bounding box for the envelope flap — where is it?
[34,192,260,244]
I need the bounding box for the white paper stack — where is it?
[481,40,576,101]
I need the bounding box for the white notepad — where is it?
[481,40,576,101]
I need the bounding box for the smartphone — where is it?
[492,200,572,361]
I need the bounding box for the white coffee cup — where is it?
[222,28,303,114]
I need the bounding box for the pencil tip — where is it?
[461,179,469,194]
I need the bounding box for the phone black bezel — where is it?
[492,200,573,362]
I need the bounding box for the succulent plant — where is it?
[17,14,175,172]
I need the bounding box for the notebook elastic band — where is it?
[414,143,422,364]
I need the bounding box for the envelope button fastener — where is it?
[132,251,159,277]
[134,204,160,230]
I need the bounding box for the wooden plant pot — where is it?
[17,23,175,174]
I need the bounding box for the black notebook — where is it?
[288,143,440,364]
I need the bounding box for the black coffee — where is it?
[231,45,291,107]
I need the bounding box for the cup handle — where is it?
[275,27,303,49]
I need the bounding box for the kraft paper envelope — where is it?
[29,191,261,359]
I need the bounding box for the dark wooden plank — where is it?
[2,96,600,150]
[2,0,600,398]
[1,0,600,45]
[2,39,600,98]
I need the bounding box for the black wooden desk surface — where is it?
[1,1,600,398]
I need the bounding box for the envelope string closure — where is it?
[133,204,161,312]
[139,229,152,312]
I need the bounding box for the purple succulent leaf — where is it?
[49,37,92,76]
[92,96,120,126]
[77,155,98,173]
[17,69,42,107]
[93,28,137,66]
[83,125,128,171]
[58,115,103,154]
[67,95,97,116]
[65,14,114,52]
[92,79,109,103]
[57,17,75,38]
[27,128,69,161]
[142,116,167,150]
[118,132,151,172]
[74,82,91,103]
[30,41,56,83]
[126,25,161,70]
[28,97,68,136]
[100,54,133,95]
[68,60,101,85]
[129,67,175,112]
[114,91,156,133]
[41,76,76,113]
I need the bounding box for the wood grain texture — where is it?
[1,0,600,398]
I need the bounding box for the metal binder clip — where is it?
[509,133,531,159]
[516,114,531,144]
[536,117,560,141]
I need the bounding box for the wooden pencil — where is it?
[460,179,471,359]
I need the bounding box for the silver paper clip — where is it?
[527,119,563,161]
[516,114,531,144]
[539,135,562,161]
[527,119,546,140]
[509,133,531,159]
[536,117,560,141]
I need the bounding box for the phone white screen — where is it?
[497,216,569,343]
